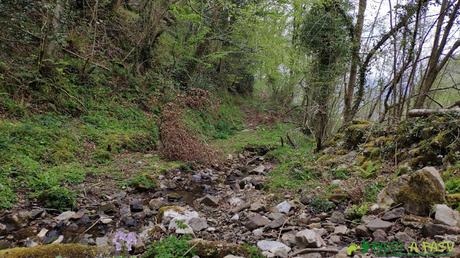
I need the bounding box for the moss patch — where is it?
[0,244,98,258]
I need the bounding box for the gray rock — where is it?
[355,225,369,237]
[99,202,117,215]
[200,195,220,207]
[228,197,245,207]
[43,229,59,244]
[330,211,346,224]
[434,204,460,227]
[148,198,164,210]
[281,232,297,246]
[230,214,239,221]
[382,207,405,221]
[224,256,245,258]
[52,235,64,244]
[395,232,413,242]
[329,234,341,244]
[253,228,264,237]
[24,239,38,248]
[366,218,393,231]
[372,229,387,241]
[295,229,325,248]
[313,228,327,237]
[275,201,292,214]
[298,213,311,225]
[189,217,208,232]
[96,236,109,247]
[37,228,48,239]
[56,211,76,221]
[268,212,284,220]
[401,167,446,214]
[251,165,266,174]
[130,200,144,212]
[268,216,285,229]
[422,223,460,237]
[246,213,271,230]
[0,223,5,235]
[361,215,377,224]
[257,240,291,258]
[169,219,194,234]
[122,216,138,227]
[250,200,266,212]
[100,216,113,224]
[297,253,322,258]
[331,180,342,186]
[78,234,95,245]
[191,174,202,182]
[29,209,45,219]
[334,225,348,235]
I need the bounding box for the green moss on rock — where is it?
[396,167,446,216]
[0,244,98,258]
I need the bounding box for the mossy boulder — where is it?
[343,120,371,150]
[377,175,410,210]
[378,167,446,215]
[396,167,446,216]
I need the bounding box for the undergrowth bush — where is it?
[142,236,195,258]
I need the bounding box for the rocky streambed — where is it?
[0,147,460,257]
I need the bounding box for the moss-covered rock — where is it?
[377,174,410,210]
[188,239,262,258]
[343,120,371,150]
[0,244,98,258]
[396,167,446,216]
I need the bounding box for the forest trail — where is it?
[2,125,459,257]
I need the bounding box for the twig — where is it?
[291,248,340,256]
[277,217,290,241]
[286,133,297,149]
[62,48,110,71]
[183,242,198,256]
[81,218,100,235]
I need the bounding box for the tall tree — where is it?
[300,0,351,150]
[343,0,367,123]
[414,0,460,108]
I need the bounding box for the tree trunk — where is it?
[343,0,367,123]
[408,108,460,117]
[414,0,460,108]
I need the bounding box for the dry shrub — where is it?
[159,89,218,163]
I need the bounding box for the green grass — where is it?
[0,103,157,209]
[214,122,317,190]
[183,102,244,140]
[213,123,301,154]
[364,182,384,203]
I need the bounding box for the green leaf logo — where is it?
[347,243,360,256]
